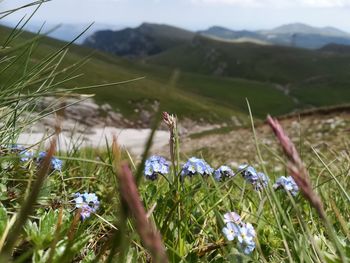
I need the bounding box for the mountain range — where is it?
[83,22,350,57]
[84,23,194,57]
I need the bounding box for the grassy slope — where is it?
[0,25,298,121]
[147,36,350,108]
[0,25,243,122]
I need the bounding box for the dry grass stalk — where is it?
[266,115,326,220]
[118,162,168,263]
[112,136,168,263]
[163,111,176,163]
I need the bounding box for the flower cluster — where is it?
[73,192,100,221]
[238,164,269,190]
[222,212,256,254]
[144,155,170,180]
[37,151,63,171]
[1,145,63,171]
[2,144,34,162]
[214,165,235,181]
[19,148,34,162]
[181,157,214,177]
[273,176,299,196]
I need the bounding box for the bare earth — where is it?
[18,127,169,156]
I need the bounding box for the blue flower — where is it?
[237,223,256,244]
[181,157,213,177]
[73,192,100,221]
[37,151,63,171]
[5,144,34,162]
[239,165,259,183]
[238,164,269,190]
[214,165,235,181]
[273,176,299,196]
[237,223,256,255]
[254,172,269,190]
[221,212,256,255]
[9,144,25,152]
[239,241,256,255]
[144,155,169,180]
[222,222,240,241]
[19,149,34,162]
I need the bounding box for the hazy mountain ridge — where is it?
[83,22,350,58]
[201,23,350,49]
[199,26,264,40]
[84,22,194,57]
[259,23,350,37]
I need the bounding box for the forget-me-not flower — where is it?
[238,164,269,190]
[223,212,241,224]
[181,157,213,177]
[37,151,63,171]
[6,144,34,162]
[237,223,256,254]
[74,192,100,221]
[273,176,299,196]
[144,155,169,180]
[222,222,240,241]
[214,165,235,181]
[221,211,256,255]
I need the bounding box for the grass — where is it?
[0,4,349,262]
[1,110,349,262]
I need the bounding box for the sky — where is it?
[2,0,350,32]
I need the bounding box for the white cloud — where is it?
[192,0,350,8]
[300,0,350,7]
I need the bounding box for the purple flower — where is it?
[80,204,95,221]
[223,212,241,224]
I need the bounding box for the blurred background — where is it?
[2,0,350,153]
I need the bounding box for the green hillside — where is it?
[147,35,350,83]
[0,25,299,122]
[147,35,350,107]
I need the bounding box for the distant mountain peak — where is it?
[262,23,350,37]
[84,22,194,58]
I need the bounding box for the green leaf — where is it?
[0,203,8,236]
